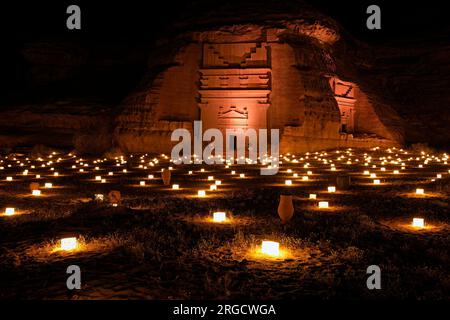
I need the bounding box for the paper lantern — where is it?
[172,184,179,190]
[198,190,206,197]
[213,211,226,222]
[32,190,41,196]
[416,188,425,195]
[309,194,317,199]
[318,201,329,208]
[4,208,15,216]
[412,218,425,228]
[261,241,280,257]
[60,237,77,251]
[327,186,336,193]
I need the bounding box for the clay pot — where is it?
[108,190,121,205]
[336,175,351,190]
[278,195,294,224]
[161,169,171,185]
[29,182,40,191]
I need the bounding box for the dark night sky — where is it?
[0,0,448,43]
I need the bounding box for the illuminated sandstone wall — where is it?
[114,44,201,153]
[114,22,403,154]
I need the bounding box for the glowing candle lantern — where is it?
[6,177,12,181]
[307,171,313,175]
[381,167,386,171]
[318,201,329,208]
[44,183,53,188]
[393,170,399,174]
[370,173,377,178]
[293,173,298,178]
[210,184,217,191]
[108,172,114,176]
[309,194,317,199]
[101,179,106,183]
[364,171,370,175]
[123,169,127,173]
[95,176,102,181]
[373,179,380,185]
[285,180,292,186]
[198,190,206,197]
[327,186,336,193]
[215,180,221,185]
[416,188,425,195]
[36,175,41,179]
[208,176,214,181]
[172,184,179,190]
[54,172,59,177]
[200,168,205,172]
[261,241,280,257]
[188,171,193,175]
[231,170,236,175]
[412,218,425,228]
[148,174,154,179]
[60,237,77,251]
[140,181,146,186]
[32,190,41,196]
[302,176,309,181]
[239,173,245,178]
[23,170,28,176]
[437,174,442,179]
[79,169,84,172]
[213,211,226,223]
[4,208,15,216]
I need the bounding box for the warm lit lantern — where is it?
[393,170,399,174]
[172,184,179,190]
[6,177,12,181]
[95,176,102,181]
[109,172,114,176]
[437,174,442,179]
[318,201,329,208]
[239,173,245,178]
[309,193,317,199]
[188,171,193,175]
[44,183,53,188]
[101,179,106,183]
[327,186,336,193]
[32,190,41,196]
[215,180,221,185]
[416,188,425,195]
[60,237,77,251]
[412,218,425,228]
[210,184,217,191]
[373,179,380,185]
[213,211,226,222]
[4,208,15,216]
[198,190,206,197]
[140,181,146,186]
[363,170,370,175]
[208,176,214,181]
[261,241,280,257]
[302,176,309,181]
[370,173,377,178]
[54,172,59,177]
[148,174,154,179]
[285,180,292,186]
